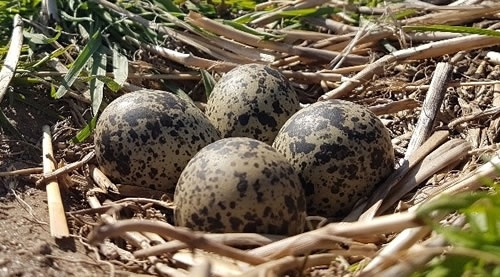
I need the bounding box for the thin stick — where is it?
[87,219,268,265]
[248,212,423,259]
[320,35,500,100]
[370,215,467,277]
[405,62,452,158]
[0,15,23,103]
[42,125,70,238]
[186,12,368,65]
[36,151,95,186]
[0,167,43,177]
[368,98,421,116]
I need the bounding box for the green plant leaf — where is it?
[277,7,336,18]
[222,20,282,39]
[89,45,106,116]
[200,69,216,99]
[154,0,183,13]
[55,30,102,99]
[95,75,121,92]
[23,27,61,44]
[72,115,98,143]
[112,44,128,87]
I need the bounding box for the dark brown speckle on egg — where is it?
[272,100,395,218]
[206,64,300,144]
[174,137,306,235]
[94,90,221,192]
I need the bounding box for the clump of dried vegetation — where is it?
[1,0,500,276]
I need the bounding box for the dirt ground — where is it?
[0,87,115,277]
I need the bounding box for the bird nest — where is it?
[2,0,500,276]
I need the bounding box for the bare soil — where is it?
[0,87,114,277]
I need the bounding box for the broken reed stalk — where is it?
[362,150,500,273]
[346,130,449,221]
[0,14,23,103]
[378,139,471,214]
[247,212,423,259]
[370,215,467,277]
[42,125,70,238]
[405,62,452,158]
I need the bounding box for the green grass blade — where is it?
[27,45,71,69]
[55,30,102,99]
[277,7,336,18]
[95,75,121,92]
[23,26,61,44]
[72,115,97,143]
[200,69,215,99]
[222,20,282,39]
[89,45,106,116]
[153,0,182,13]
[112,44,128,87]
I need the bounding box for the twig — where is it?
[239,253,369,277]
[0,167,43,177]
[88,219,269,265]
[124,36,237,72]
[405,62,452,158]
[87,195,185,276]
[448,105,500,129]
[89,165,119,193]
[320,35,500,100]
[248,212,423,259]
[0,15,23,103]
[186,12,368,65]
[42,125,70,238]
[368,98,421,116]
[189,258,211,277]
[134,233,283,258]
[36,151,95,186]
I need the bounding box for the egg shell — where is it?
[272,100,395,218]
[94,90,221,192]
[174,137,306,235]
[206,64,300,144]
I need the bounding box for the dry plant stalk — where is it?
[248,212,422,259]
[88,219,268,266]
[42,125,70,238]
[363,150,500,273]
[346,130,449,221]
[36,151,95,186]
[0,167,43,177]
[186,12,368,65]
[321,35,500,100]
[0,14,23,103]
[405,62,452,158]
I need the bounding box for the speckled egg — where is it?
[174,137,306,235]
[272,100,395,218]
[94,90,221,192]
[205,64,300,144]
